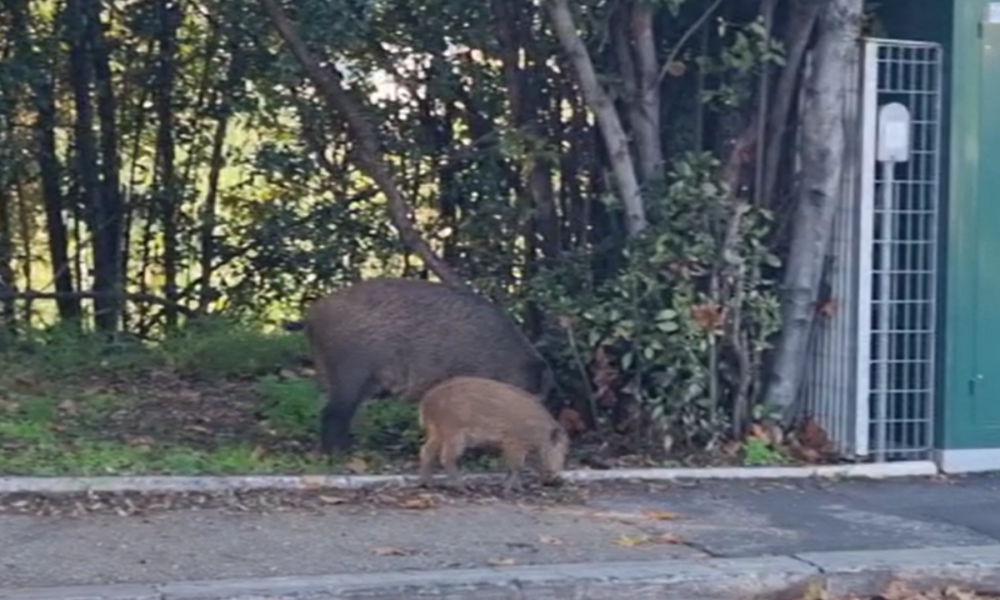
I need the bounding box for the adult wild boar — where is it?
[300,277,555,454]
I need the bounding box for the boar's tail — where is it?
[282,320,306,332]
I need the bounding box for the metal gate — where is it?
[801,38,943,461]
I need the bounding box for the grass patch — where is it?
[255,376,319,435]
[0,319,430,476]
[255,376,424,458]
[159,317,308,380]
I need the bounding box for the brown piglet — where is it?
[417,376,570,495]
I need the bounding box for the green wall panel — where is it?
[940,0,1000,449]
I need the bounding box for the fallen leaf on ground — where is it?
[396,495,435,510]
[486,557,516,567]
[557,408,587,435]
[613,534,649,547]
[613,533,685,547]
[57,399,79,415]
[641,509,680,520]
[344,456,369,474]
[797,580,829,600]
[538,535,565,545]
[372,546,411,556]
[184,424,211,435]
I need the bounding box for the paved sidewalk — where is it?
[2,474,1000,597]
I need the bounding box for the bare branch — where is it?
[0,290,197,318]
[258,0,469,291]
[544,0,647,235]
[654,0,725,89]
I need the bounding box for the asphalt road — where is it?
[3,474,999,589]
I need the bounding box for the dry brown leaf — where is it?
[538,535,565,546]
[798,580,829,600]
[126,435,153,449]
[747,423,772,443]
[641,509,681,521]
[613,534,649,547]
[792,446,822,463]
[816,298,838,320]
[397,495,435,510]
[344,456,369,474]
[486,557,516,567]
[590,345,619,408]
[57,399,79,415]
[372,546,410,556]
[721,441,742,457]
[665,60,687,77]
[558,408,587,435]
[881,580,916,600]
[796,416,832,454]
[690,303,724,332]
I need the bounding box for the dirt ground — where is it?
[0,360,856,478]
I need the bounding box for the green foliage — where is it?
[741,437,788,466]
[255,376,319,435]
[0,0,805,467]
[253,376,422,458]
[354,400,423,458]
[526,152,781,451]
[159,317,307,380]
[0,324,158,378]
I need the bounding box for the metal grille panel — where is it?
[866,40,942,461]
[801,38,942,461]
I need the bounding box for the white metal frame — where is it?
[801,37,943,461]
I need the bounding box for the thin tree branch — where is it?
[258,0,468,291]
[654,0,725,89]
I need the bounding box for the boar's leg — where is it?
[500,444,528,496]
[318,360,375,455]
[438,437,468,492]
[418,434,442,488]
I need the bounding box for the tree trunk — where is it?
[66,0,115,331]
[629,2,664,184]
[0,43,18,330]
[90,0,124,333]
[14,0,81,324]
[766,0,863,421]
[0,175,15,332]
[762,0,824,207]
[258,0,469,292]
[199,38,244,314]
[544,0,647,236]
[154,0,181,328]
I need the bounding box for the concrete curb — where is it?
[0,460,939,495]
[2,545,999,600]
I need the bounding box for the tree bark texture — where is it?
[766,0,864,420]
[544,0,648,236]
